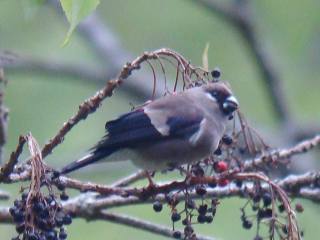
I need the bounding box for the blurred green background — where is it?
[0,0,320,239]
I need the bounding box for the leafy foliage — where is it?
[60,0,100,45]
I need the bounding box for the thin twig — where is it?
[0,207,11,224]
[243,134,320,171]
[111,170,145,188]
[89,211,216,240]
[299,188,320,202]
[3,54,110,85]
[0,70,8,164]
[0,190,10,200]
[0,135,26,182]
[0,206,215,240]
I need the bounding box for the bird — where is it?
[60,81,239,175]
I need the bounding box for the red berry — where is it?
[214,161,228,173]
[218,178,229,187]
[295,203,304,213]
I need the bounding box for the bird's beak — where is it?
[222,95,239,114]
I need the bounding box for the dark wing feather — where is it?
[95,109,203,152]
[167,116,202,138]
[94,109,162,152]
[61,109,203,174]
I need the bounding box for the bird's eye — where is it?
[210,91,218,97]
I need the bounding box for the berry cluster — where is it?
[149,121,302,240]
[150,133,240,239]
[240,190,305,239]
[10,176,72,240]
[152,194,219,239]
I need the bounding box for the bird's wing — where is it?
[61,97,205,174]
[94,106,203,152]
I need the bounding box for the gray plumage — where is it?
[60,81,238,174]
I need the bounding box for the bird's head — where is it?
[202,81,239,117]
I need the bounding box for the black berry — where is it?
[195,185,207,196]
[252,194,261,203]
[15,223,25,234]
[242,219,253,229]
[208,181,217,188]
[21,192,28,201]
[263,192,272,207]
[182,218,188,226]
[235,180,243,188]
[258,208,272,219]
[52,170,60,179]
[46,230,57,240]
[205,215,213,223]
[63,214,72,225]
[9,207,17,216]
[33,201,45,213]
[171,212,181,222]
[153,201,163,212]
[278,204,285,213]
[56,183,65,191]
[13,210,24,223]
[59,230,67,240]
[198,204,208,215]
[211,68,221,79]
[221,135,233,145]
[282,225,288,234]
[197,214,206,224]
[60,192,69,201]
[173,230,181,239]
[14,200,23,208]
[213,147,222,156]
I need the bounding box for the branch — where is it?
[299,188,320,202]
[111,170,145,188]
[0,135,26,182]
[243,134,320,171]
[3,54,110,85]
[0,189,10,200]
[0,207,11,224]
[61,170,320,213]
[194,0,291,125]
[0,205,215,240]
[0,71,8,164]
[2,171,319,224]
[86,211,216,240]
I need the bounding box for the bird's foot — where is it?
[145,170,157,190]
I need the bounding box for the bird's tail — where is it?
[60,149,113,175]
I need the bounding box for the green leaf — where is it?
[202,42,210,71]
[60,0,100,46]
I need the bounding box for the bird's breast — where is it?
[130,137,214,171]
